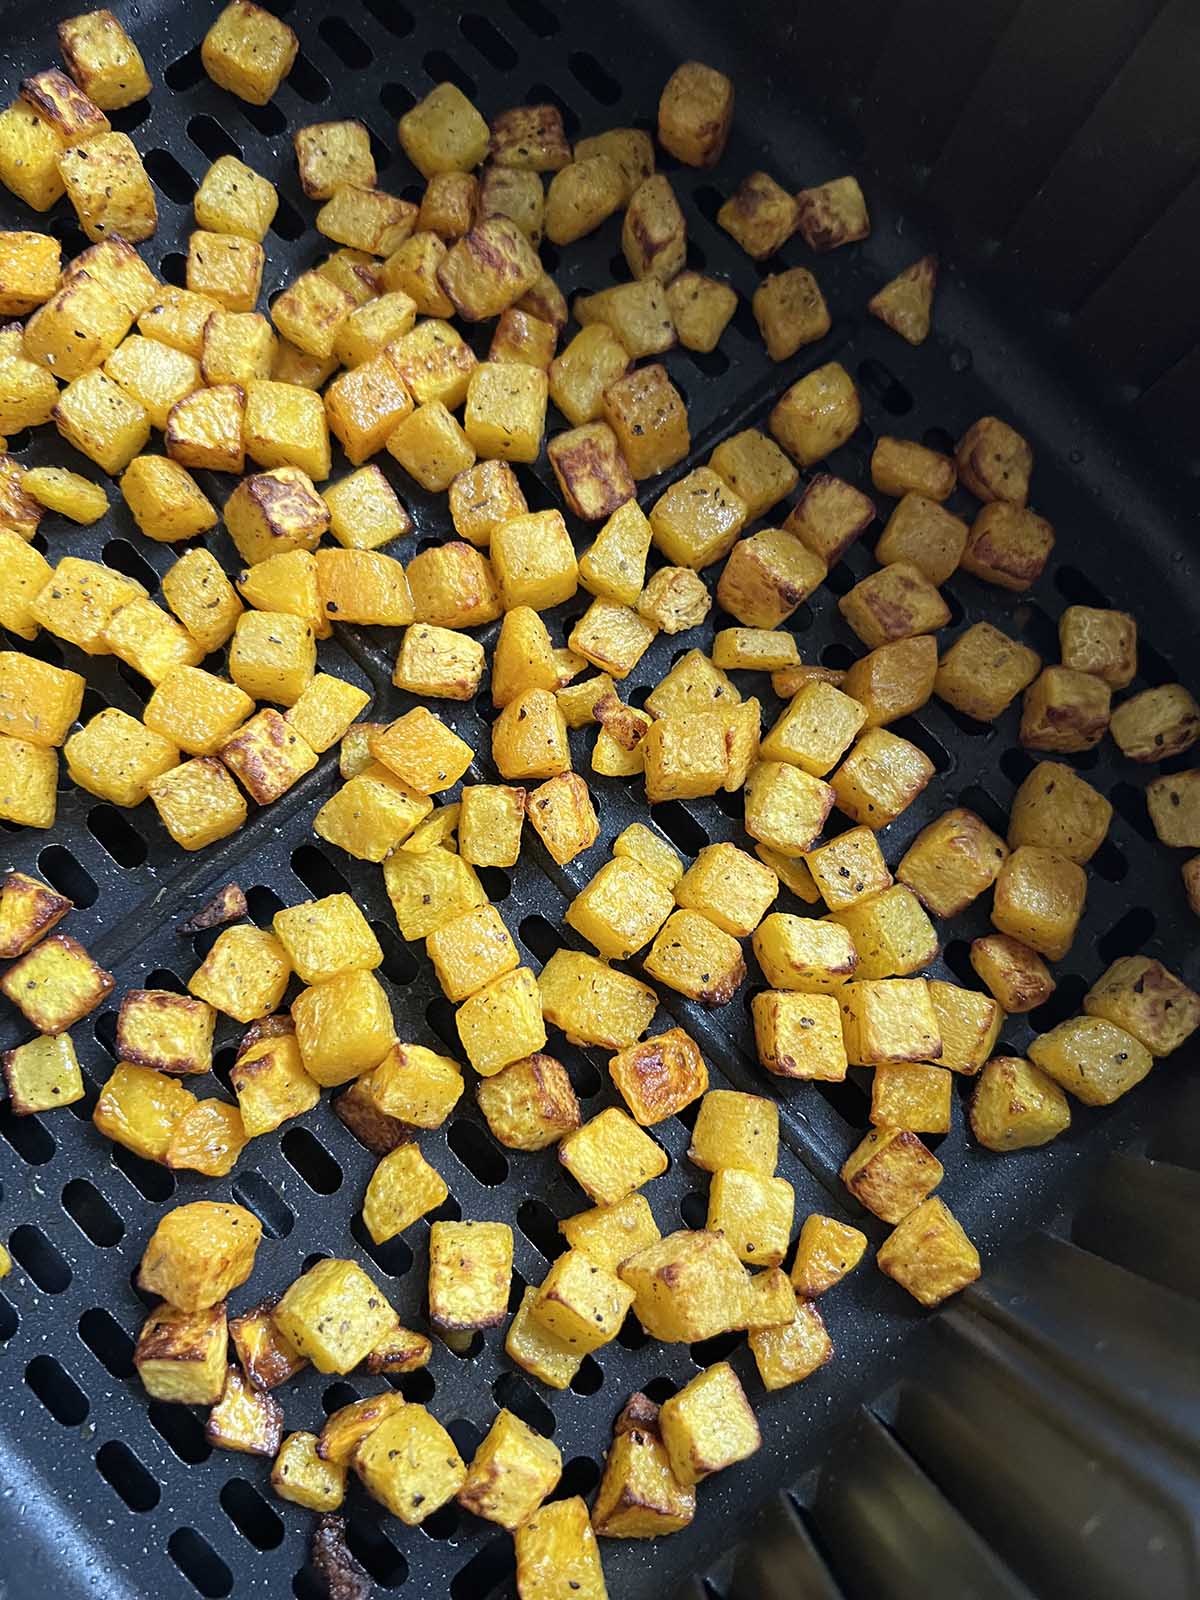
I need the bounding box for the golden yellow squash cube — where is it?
[961,501,1054,592]
[716,527,826,630]
[558,1106,668,1206]
[186,230,262,312]
[608,1027,708,1126]
[969,1055,1070,1151]
[272,1434,345,1513]
[459,1409,561,1532]
[463,360,548,463]
[318,183,416,256]
[742,759,834,853]
[57,10,150,110]
[138,1199,262,1311]
[58,130,155,242]
[1084,956,1200,1058]
[101,332,200,429]
[188,925,291,1022]
[53,367,149,473]
[120,455,216,543]
[515,1496,607,1600]
[1147,770,1200,847]
[165,382,245,474]
[437,216,541,322]
[103,596,204,685]
[273,1258,397,1374]
[868,254,937,345]
[969,933,1055,1015]
[839,976,941,1067]
[657,60,734,166]
[490,508,578,610]
[827,884,937,980]
[23,272,131,380]
[230,1032,319,1137]
[688,1087,779,1175]
[383,845,481,939]
[168,1099,247,1175]
[749,1298,833,1390]
[64,707,177,806]
[428,1218,512,1333]
[492,687,570,782]
[148,756,248,850]
[420,169,478,238]
[427,903,519,1002]
[660,1362,759,1484]
[526,771,600,864]
[206,1363,284,1455]
[32,556,145,654]
[769,361,860,465]
[877,1197,980,1308]
[399,81,489,177]
[752,989,847,1081]
[457,965,547,1076]
[1020,665,1111,754]
[707,1167,794,1266]
[650,466,747,570]
[0,532,52,642]
[592,1420,695,1539]
[220,707,318,803]
[0,100,67,212]
[559,1193,661,1274]
[490,305,556,366]
[753,267,831,361]
[448,458,527,547]
[549,323,630,427]
[565,857,674,962]
[363,1144,448,1244]
[875,493,968,585]
[545,155,624,245]
[272,893,382,987]
[505,1287,583,1391]
[871,436,956,502]
[830,727,934,828]
[751,913,856,994]
[791,1214,868,1297]
[93,1061,195,1161]
[1110,682,1199,763]
[367,1041,464,1130]
[244,379,331,480]
[718,170,798,259]
[955,414,1032,503]
[292,118,375,200]
[292,968,393,1087]
[841,1127,943,1223]
[991,845,1086,961]
[285,674,371,755]
[896,806,1007,917]
[116,988,214,1077]
[870,1061,953,1133]
[475,1051,579,1151]
[643,908,746,1006]
[354,1405,464,1526]
[602,362,689,481]
[666,268,737,353]
[0,651,85,747]
[1058,604,1137,689]
[548,420,636,523]
[531,1248,635,1354]
[1028,1015,1152,1106]
[619,1228,749,1342]
[933,620,1039,723]
[201,0,296,103]
[2,1032,84,1115]
[194,153,277,241]
[0,870,71,958]
[135,1303,228,1406]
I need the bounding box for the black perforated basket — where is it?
[1,2,1198,1598]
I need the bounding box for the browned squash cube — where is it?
[659,1362,759,1483]
[293,119,374,200]
[718,170,798,259]
[992,845,1086,960]
[592,1415,695,1539]
[784,473,876,567]
[0,870,71,957]
[934,621,1040,723]
[1083,956,1200,1058]
[1147,770,1200,847]
[955,415,1032,505]
[1029,1016,1152,1106]
[753,268,832,362]
[201,1,296,104]
[796,175,870,250]
[418,170,479,239]
[575,280,676,359]
[769,361,861,465]
[476,166,544,247]
[1007,760,1111,862]
[657,61,734,167]
[876,493,968,586]
[476,1052,580,1151]
[490,103,571,170]
[515,1497,607,1599]
[1058,605,1137,690]
[186,230,262,312]
[545,156,625,245]
[399,82,490,178]
[609,1027,708,1126]
[619,1229,749,1341]
[665,268,737,353]
[525,771,599,864]
[871,436,956,502]
[868,255,937,345]
[600,362,689,483]
[841,1127,942,1223]
[877,1197,980,1307]
[380,232,454,316]
[969,933,1055,1015]
[437,216,541,322]
[0,933,112,1034]
[969,1055,1070,1152]
[897,806,1008,917]
[138,1199,262,1311]
[165,382,245,474]
[839,561,950,648]
[1111,683,1200,763]
[1020,666,1111,753]
[135,1303,228,1406]
[961,501,1054,591]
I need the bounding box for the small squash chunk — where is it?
[754,267,831,361]
[0,101,67,212]
[791,1214,868,1297]
[762,680,867,776]
[399,82,490,178]
[318,183,417,255]
[569,598,657,681]
[717,528,826,629]
[363,1144,448,1244]
[491,103,571,171]
[661,1366,761,1486]
[550,324,630,427]
[274,1258,398,1374]
[228,609,315,706]
[383,846,482,940]
[751,913,857,994]
[103,596,205,685]
[201,1,296,104]
[387,400,475,491]
[830,727,934,829]
[688,1088,779,1175]
[956,414,1032,504]
[64,708,177,806]
[207,1364,284,1456]
[457,965,547,1076]
[877,1197,980,1308]
[807,827,892,912]
[1007,760,1112,863]
[188,925,290,1022]
[505,1286,583,1390]
[839,634,937,729]
[868,254,938,344]
[428,1218,513,1333]
[293,119,375,200]
[437,216,541,322]
[244,378,331,480]
[675,842,778,939]
[657,60,734,166]
[135,1303,228,1406]
[117,988,215,1076]
[961,501,1054,592]
[526,771,600,865]
[165,382,245,474]
[490,306,556,367]
[841,1127,943,1223]
[24,272,132,381]
[0,230,60,316]
[566,857,675,962]
[476,1052,580,1150]
[195,154,277,241]
[636,565,711,635]
[934,620,1040,723]
[186,230,262,312]
[870,1061,953,1133]
[769,360,861,466]
[743,759,835,853]
[324,465,411,553]
[531,1248,635,1354]
[650,466,747,570]
[718,170,797,259]
[1028,1016,1153,1107]
[201,309,275,386]
[876,493,968,585]
[575,280,676,359]
[839,561,950,648]
[969,1055,1070,1152]
[1058,604,1137,689]
[1111,682,1200,763]
[748,1273,810,1332]
[368,1041,464,1129]
[354,1406,465,1525]
[969,933,1055,1015]
[1084,955,1200,1059]
[380,232,454,316]
[231,1032,319,1137]
[139,286,219,357]
[273,1433,345,1512]
[546,155,624,245]
[449,458,528,547]
[620,1228,750,1344]
[419,170,479,240]
[335,293,418,369]
[53,367,150,472]
[839,977,942,1066]
[121,455,216,542]
[292,968,394,1086]
[285,674,370,754]
[784,474,874,569]
[149,757,248,850]
[579,499,652,606]
[272,269,355,361]
[559,1194,660,1273]
[492,688,571,781]
[558,1106,667,1207]
[707,1167,794,1266]
[795,174,870,250]
[427,903,519,1001]
[492,606,558,709]
[491,508,578,610]
[366,1326,433,1375]
[369,707,472,796]
[991,845,1086,960]
[0,870,71,957]
[406,540,501,630]
[1147,771,1200,847]
[272,892,381,986]
[871,436,956,502]
[460,783,525,866]
[138,1200,262,1311]
[459,1409,562,1532]
[59,131,156,243]
[752,990,848,1081]
[58,10,151,111]
[464,360,548,463]
[666,269,737,354]
[2,1032,84,1116]
[0,651,85,746]
[602,362,689,481]
[548,421,635,522]
[897,806,1008,917]
[748,1300,833,1390]
[516,1497,609,1600]
[93,1061,195,1161]
[154,1100,244,1179]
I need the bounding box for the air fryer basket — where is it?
[0,2,1197,1598]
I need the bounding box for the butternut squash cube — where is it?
[201,0,296,104]
[459,1409,562,1531]
[418,170,478,240]
[383,845,481,942]
[743,758,835,853]
[318,183,417,256]
[58,9,151,111]
[457,964,547,1076]
[53,366,149,472]
[1110,682,1199,763]
[877,1197,980,1307]
[492,687,570,780]
[841,1126,942,1223]
[324,465,411,553]
[219,707,318,803]
[559,1193,660,1272]
[752,989,847,1080]
[186,230,262,312]
[1147,770,1200,847]
[285,675,370,755]
[531,1247,635,1354]
[1058,604,1137,690]
[839,977,941,1068]
[558,1105,668,1207]
[505,1286,582,1390]
[292,968,394,1085]
[121,454,216,543]
[367,1041,464,1129]
[665,268,736,353]
[991,845,1086,960]
[458,783,525,867]
[103,596,205,685]
[274,1258,396,1374]
[870,1060,953,1133]
[138,1200,261,1311]
[363,1144,448,1244]
[753,267,831,361]
[1028,1016,1152,1106]
[827,884,937,979]
[198,309,275,388]
[718,170,797,260]
[961,501,1054,591]
[64,707,176,805]
[868,253,937,345]
[387,399,475,491]
[135,1303,228,1406]
[464,360,548,463]
[749,1299,833,1390]
[784,472,875,567]
[93,1060,195,1160]
[751,914,857,994]
[969,933,1054,1015]
[790,1214,867,1297]
[244,379,331,479]
[0,870,70,957]
[717,527,826,628]
[830,727,934,828]
[399,82,489,178]
[139,286,221,357]
[148,756,247,849]
[448,458,527,546]
[969,1055,1071,1151]
[355,1404,464,1523]
[437,216,541,322]
[549,324,630,427]
[770,361,861,465]
[661,1360,760,1484]
[231,1032,319,1136]
[427,903,519,1002]
[228,610,315,706]
[489,305,556,367]
[525,771,599,864]
[955,414,1032,504]
[59,131,156,242]
[272,1433,345,1512]
[1084,955,1200,1058]
[0,651,84,746]
[428,1218,512,1332]
[23,272,130,380]
[475,1050,578,1150]
[194,154,277,241]
[380,232,454,317]
[165,382,245,473]
[707,1167,793,1266]
[272,892,381,987]
[933,620,1040,722]
[657,60,734,166]
[2,1031,84,1115]
[515,1497,607,1598]
[575,279,676,359]
[650,466,746,570]
[116,987,214,1077]
[188,925,290,1021]
[293,119,374,200]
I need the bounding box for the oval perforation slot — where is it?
[186,112,241,163]
[998,746,1036,788]
[289,49,330,104]
[270,194,306,241]
[1090,837,1128,884]
[1096,905,1156,964]
[891,714,952,774]
[281,1126,343,1193]
[78,1306,134,1378]
[359,0,415,38]
[941,939,976,987]
[679,1189,708,1230]
[350,1214,414,1279]
[447,1118,509,1186]
[689,1328,746,1368]
[0,1107,56,1165]
[812,1073,872,1129]
[168,1527,232,1598]
[425,995,459,1053]
[516,1197,564,1260]
[445,1415,484,1464]
[37,843,98,907]
[1029,973,1088,1033]
[93,1007,119,1059]
[239,100,288,138]
[1013,597,1061,660]
[956,783,1010,837]
[345,1512,409,1588]
[568,1354,603,1395]
[96,1439,160,1512]
[392,1366,436,1404]
[616,1309,649,1352]
[420,1502,460,1541]
[62,1178,124,1247]
[516,913,563,965]
[451,1534,515,1599]
[150,1400,211,1464]
[568,50,621,104]
[87,804,148,869]
[1053,563,1111,610]
[492,1370,556,1434]
[245,884,286,928]
[164,47,205,91]
[371,918,419,986]
[318,16,374,69]
[159,250,187,287]
[856,358,914,416]
[221,1477,284,1551]
[378,80,416,119]
[459,12,518,70]
[0,1294,17,1343]
[423,49,476,98]
[321,1380,361,1415]
[1111,780,1160,845]
[143,148,197,206]
[110,1140,175,1201]
[291,842,351,898]
[145,966,188,995]
[231,1170,295,1239]
[476,865,512,902]
[549,1454,602,1500]
[506,0,558,35]
[922,424,955,455]
[26,1354,89,1425]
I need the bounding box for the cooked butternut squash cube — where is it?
[544,155,623,245]
[353,1404,464,1525]
[559,1194,660,1274]
[321,468,409,556]
[93,1060,195,1160]
[52,365,149,471]
[751,913,857,995]
[418,169,478,239]
[488,687,568,781]
[219,707,318,803]
[230,1032,319,1136]
[2,1031,84,1116]
[273,1258,396,1374]
[1111,682,1199,763]
[568,599,656,682]
[806,828,891,913]
[285,675,370,754]
[868,253,937,344]
[576,501,651,607]
[830,727,934,828]
[871,436,955,502]
[842,1126,942,1223]
[271,339,337,388]
[244,379,330,480]
[1006,762,1110,868]
[201,309,275,387]
[575,279,676,360]
[362,1144,448,1244]
[969,933,1054,1015]
[549,324,630,428]
[58,9,150,110]
[427,903,519,1002]
[649,466,746,570]
[119,454,214,544]
[399,81,489,177]
[1147,770,1200,846]
[762,680,867,777]
[753,267,831,361]
[748,1298,833,1390]
[505,1285,582,1390]
[437,216,541,322]
[661,1361,760,1484]
[292,118,375,200]
[272,1433,346,1512]
[318,182,416,255]
[457,965,547,1076]
[148,756,246,849]
[770,363,860,467]
[0,870,70,958]
[165,381,245,473]
[116,988,214,1077]
[206,1362,285,1455]
[334,294,417,371]
[558,1105,667,1206]
[491,606,557,709]
[707,1167,794,1267]
[488,508,577,611]
[0,651,84,748]
[1084,956,1199,1059]
[405,540,500,630]
[961,501,1054,591]
[743,759,835,853]
[827,883,937,980]
[781,478,871,572]
[593,1416,695,1538]
[165,1102,253,1182]
[545,420,633,522]
[135,1302,228,1406]
[379,232,453,316]
[138,285,218,356]
[969,1055,1071,1151]
[932,620,1039,723]
[838,636,935,730]
[63,706,176,806]
[23,272,130,381]
[58,130,154,242]
[272,892,382,987]
[894,806,1006,918]
[564,857,673,963]
[878,1197,980,1307]
[383,845,481,939]
[688,1089,777,1177]
[839,976,941,1067]
[456,784,523,869]
[526,771,599,865]
[103,596,204,684]
[368,706,472,797]
[489,306,556,369]
[0,230,59,319]
[292,968,394,1086]
[186,230,262,312]
[657,60,734,166]
[530,1247,635,1354]
[139,1199,261,1311]
[840,561,951,649]
[385,399,473,491]
[475,1050,579,1151]
[876,493,967,585]
[991,845,1086,961]
[228,609,314,706]
[1058,604,1137,689]
[601,364,689,484]
[459,1408,561,1531]
[448,458,527,547]
[870,1060,953,1133]
[367,1041,464,1130]
[515,1496,607,1598]
[0,532,52,643]
[1029,1015,1153,1106]
[30,556,145,655]
[717,527,826,629]
[635,569,709,637]
[0,100,68,212]
[272,269,355,362]
[463,360,547,463]
[955,414,1032,504]
[605,1027,706,1127]
[159,553,240,655]
[718,169,797,260]
[620,1227,750,1344]
[791,1214,867,1297]
[659,271,735,360]
[201,0,296,103]
[751,989,847,1081]
[428,1218,512,1334]
[188,925,290,1022]
[194,153,277,241]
